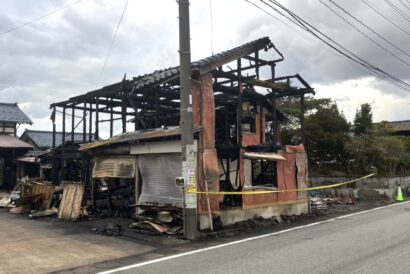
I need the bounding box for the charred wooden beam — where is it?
[83,103,87,143]
[300,94,305,144]
[95,99,99,140]
[71,107,75,143]
[110,98,114,138]
[88,102,92,142]
[52,107,56,149]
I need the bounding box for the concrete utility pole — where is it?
[178,0,198,240]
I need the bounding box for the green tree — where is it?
[305,104,350,166]
[353,103,373,135]
[278,96,334,144]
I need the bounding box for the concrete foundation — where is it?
[199,200,309,230]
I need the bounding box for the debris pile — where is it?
[91,223,122,236]
[130,206,183,235]
[0,177,59,214]
[310,196,354,210]
[0,178,89,221]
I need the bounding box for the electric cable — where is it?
[360,0,410,36]
[0,0,81,37]
[259,0,410,91]
[95,0,129,89]
[320,0,410,67]
[328,0,410,59]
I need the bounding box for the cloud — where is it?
[1,0,409,138]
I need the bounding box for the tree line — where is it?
[279,97,410,176]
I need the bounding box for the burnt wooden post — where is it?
[300,94,305,144]
[259,102,264,144]
[61,107,66,182]
[271,64,277,148]
[235,59,243,188]
[237,59,243,147]
[52,107,56,149]
[71,107,75,143]
[121,93,127,133]
[224,108,229,145]
[89,102,93,142]
[110,98,114,137]
[95,99,99,140]
[255,51,260,79]
[83,103,87,142]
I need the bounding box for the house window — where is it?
[242,101,257,133]
[251,160,277,187]
[242,115,256,133]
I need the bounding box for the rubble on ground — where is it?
[91,223,122,236]
[129,205,183,235]
[310,196,354,210]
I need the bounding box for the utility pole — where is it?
[178,0,198,240]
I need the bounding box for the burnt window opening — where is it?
[242,115,256,133]
[251,160,278,187]
[215,105,238,146]
[242,101,257,134]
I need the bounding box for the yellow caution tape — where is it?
[186,173,376,195]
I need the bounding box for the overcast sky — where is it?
[1,0,409,137]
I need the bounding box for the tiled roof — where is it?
[0,103,32,124]
[0,135,32,148]
[384,120,410,132]
[21,130,97,149]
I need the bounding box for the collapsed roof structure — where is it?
[49,37,314,228]
[50,37,313,147]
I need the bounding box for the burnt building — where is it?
[18,130,96,181]
[51,37,314,228]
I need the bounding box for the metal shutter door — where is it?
[138,153,182,207]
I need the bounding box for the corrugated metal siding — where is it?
[93,156,136,178]
[138,153,183,207]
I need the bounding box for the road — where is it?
[102,201,410,274]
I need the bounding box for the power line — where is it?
[360,0,410,36]
[398,0,410,11]
[245,0,317,42]
[321,0,410,67]
[245,0,378,83]
[384,0,410,22]
[259,0,410,91]
[246,0,375,79]
[95,0,129,89]
[328,0,410,60]
[0,0,82,37]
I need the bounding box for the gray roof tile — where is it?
[132,37,271,91]
[0,103,32,124]
[21,130,97,149]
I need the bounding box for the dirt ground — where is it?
[0,196,391,274]
[0,208,190,274]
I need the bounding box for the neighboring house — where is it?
[0,103,33,189]
[20,130,96,151]
[51,37,313,228]
[376,120,410,136]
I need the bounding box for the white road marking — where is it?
[99,201,410,274]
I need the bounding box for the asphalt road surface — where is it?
[102,201,410,274]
